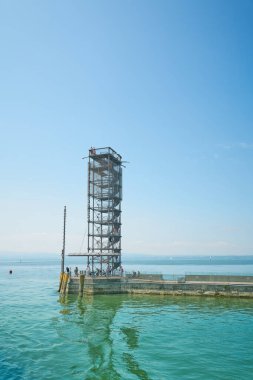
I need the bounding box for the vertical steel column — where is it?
[61,206,66,274]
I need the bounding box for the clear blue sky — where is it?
[1,0,253,256]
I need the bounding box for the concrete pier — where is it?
[59,274,253,298]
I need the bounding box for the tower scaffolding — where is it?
[69,147,123,276]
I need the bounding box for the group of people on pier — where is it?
[85,264,124,277]
[65,264,124,277]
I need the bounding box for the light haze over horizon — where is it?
[1,0,253,257]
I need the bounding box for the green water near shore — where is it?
[1,260,253,379]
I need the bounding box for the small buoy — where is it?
[9,270,12,274]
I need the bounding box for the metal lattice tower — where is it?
[87,147,122,274]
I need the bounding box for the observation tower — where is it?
[87,146,122,274]
[70,147,123,276]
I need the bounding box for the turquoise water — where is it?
[1,258,253,379]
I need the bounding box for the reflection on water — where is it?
[121,328,151,380]
[59,295,122,379]
[2,269,252,380]
[57,294,253,380]
[123,353,151,380]
[58,295,156,379]
[121,327,139,349]
[1,262,253,379]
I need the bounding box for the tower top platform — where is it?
[89,146,122,162]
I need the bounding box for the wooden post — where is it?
[79,274,85,296]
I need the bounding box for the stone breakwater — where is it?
[59,274,253,298]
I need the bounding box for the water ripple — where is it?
[1,265,253,379]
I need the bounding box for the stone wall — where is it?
[83,277,124,295]
[61,275,253,298]
[185,275,253,283]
